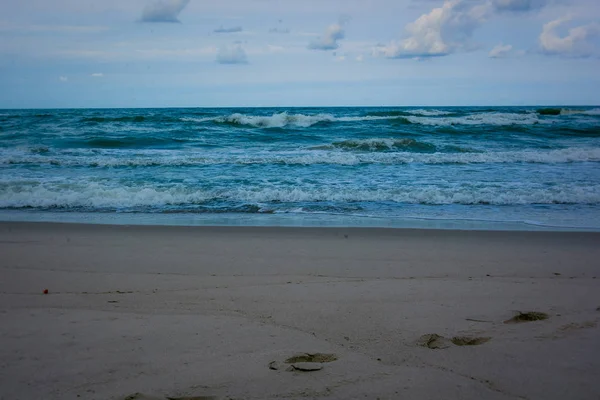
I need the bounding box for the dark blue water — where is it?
[1,106,599,229]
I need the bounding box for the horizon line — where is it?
[1,104,599,111]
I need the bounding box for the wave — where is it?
[407,109,454,116]
[212,112,411,128]
[81,116,146,123]
[537,108,562,116]
[209,109,598,129]
[2,147,599,167]
[310,138,437,152]
[64,136,189,149]
[1,181,599,209]
[366,109,454,117]
[214,112,337,128]
[405,112,547,126]
[537,108,600,116]
[560,108,600,116]
[180,117,218,123]
[79,115,185,124]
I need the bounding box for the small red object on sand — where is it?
[43,289,49,294]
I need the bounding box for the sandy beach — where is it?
[1,222,600,400]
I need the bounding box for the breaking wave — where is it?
[538,108,600,116]
[311,138,438,152]
[210,111,552,128]
[2,147,599,167]
[1,181,599,210]
[405,112,547,126]
[213,112,410,128]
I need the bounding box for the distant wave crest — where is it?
[213,112,410,128]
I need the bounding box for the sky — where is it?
[0,0,599,108]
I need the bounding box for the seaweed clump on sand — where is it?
[504,311,549,324]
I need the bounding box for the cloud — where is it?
[91,73,104,77]
[266,45,285,53]
[492,0,548,12]
[214,26,243,33]
[269,27,290,34]
[540,16,600,57]
[356,54,364,62]
[374,0,491,59]
[489,43,513,58]
[216,43,248,64]
[308,21,346,51]
[0,23,110,33]
[59,76,68,82]
[141,0,190,23]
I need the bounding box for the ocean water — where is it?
[1,106,599,230]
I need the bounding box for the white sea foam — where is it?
[175,109,597,128]
[407,109,453,116]
[1,181,599,209]
[312,138,434,151]
[212,112,410,128]
[584,108,600,115]
[179,117,215,123]
[560,108,600,116]
[2,147,600,167]
[406,112,546,126]
[215,112,337,128]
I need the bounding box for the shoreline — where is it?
[1,210,599,232]
[2,221,600,399]
[4,219,600,235]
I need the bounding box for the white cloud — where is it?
[140,0,190,23]
[91,72,104,77]
[216,43,248,64]
[269,27,290,34]
[540,16,600,57]
[356,54,364,62]
[266,45,285,53]
[489,43,513,58]
[58,76,68,82]
[0,23,110,33]
[214,26,243,33]
[308,22,345,51]
[374,0,491,59]
[135,47,217,58]
[492,0,548,12]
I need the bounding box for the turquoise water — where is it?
[1,106,599,230]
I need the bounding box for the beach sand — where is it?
[1,222,600,400]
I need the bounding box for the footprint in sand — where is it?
[504,311,549,324]
[124,393,215,400]
[269,352,338,372]
[418,334,491,349]
[417,334,452,349]
[451,336,491,346]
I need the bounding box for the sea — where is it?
[1,106,599,231]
